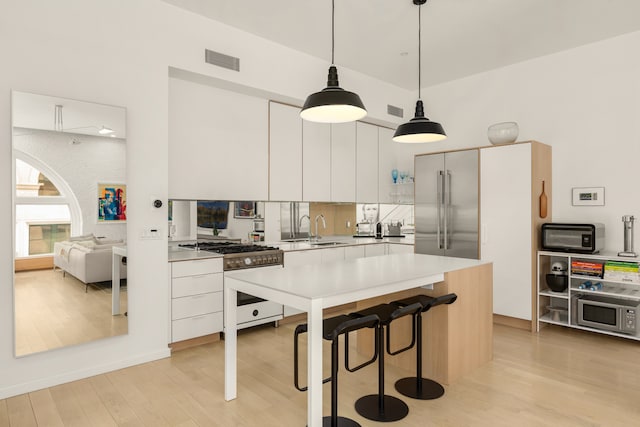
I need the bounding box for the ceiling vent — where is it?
[387,104,404,118]
[205,49,240,72]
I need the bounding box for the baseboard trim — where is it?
[0,348,171,400]
[493,314,531,331]
[170,333,221,352]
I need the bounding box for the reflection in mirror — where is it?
[12,91,127,357]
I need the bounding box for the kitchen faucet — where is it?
[314,214,326,242]
[299,214,311,241]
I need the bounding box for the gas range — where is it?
[179,241,284,271]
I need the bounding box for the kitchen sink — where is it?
[309,241,348,247]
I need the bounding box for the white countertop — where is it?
[168,235,414,261]
[225,253,485,307]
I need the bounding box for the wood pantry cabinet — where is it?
[170,258,224,343]
[480,141,551,330]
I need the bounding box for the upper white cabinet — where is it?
[168,77,268,200]
[480,141,551,327]
[302,121,331,202]
[378,127,396,203]
[269,102,302,201]
[331,122,356,202]
[356,122,379,203]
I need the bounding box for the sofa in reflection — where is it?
[53,235,127,289]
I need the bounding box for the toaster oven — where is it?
[541,223,604,253]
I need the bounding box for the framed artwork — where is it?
[98,183,127,222]
[572,187,605,206]
[234,201,256,218]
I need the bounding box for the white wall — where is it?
[415,31,640,252]
[0,0,412,398]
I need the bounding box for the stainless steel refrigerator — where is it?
[414,150,479,259]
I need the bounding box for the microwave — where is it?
[541,223,604,253]
[577,295,639,335]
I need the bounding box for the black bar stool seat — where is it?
[294,313,379,427]
[349,302,422,423]
[392,293,458,400]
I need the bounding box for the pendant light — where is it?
[300,0,367,123]
[393,0,446,143]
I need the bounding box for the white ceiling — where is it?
[162,0,640,90]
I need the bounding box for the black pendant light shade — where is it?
[393,0,446,143]
[300,65,367,123]
[393,100,446,143]
[300,0,367,123]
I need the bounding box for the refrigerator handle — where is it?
[444,170,451,250]
[437,171,443,249]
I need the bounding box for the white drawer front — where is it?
[172,292,223,320]
[237,301,283,325]
[171,258,223,278]
[172,312,223,342]
[172,273,223,298]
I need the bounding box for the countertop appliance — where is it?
[414,150,479,259]
[541,223,604,254]
[577,295,639,335]
[179,241,284,329]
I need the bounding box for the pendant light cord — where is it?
[331,0,335,65]
[418,2,422,99]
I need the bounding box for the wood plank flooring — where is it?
[14,269,127,356]
[2,323,640,426]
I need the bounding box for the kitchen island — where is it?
[224,253,493,427]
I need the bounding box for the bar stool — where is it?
[294,314,380,427]
[349,302,423,422]
[391,293,458,400]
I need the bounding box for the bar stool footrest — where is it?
[354,394,409,422]
[395,376,445,400]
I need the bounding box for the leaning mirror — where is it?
[12,91,127,357]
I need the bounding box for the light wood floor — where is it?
[14,269,128,356]
[2,322,640,426]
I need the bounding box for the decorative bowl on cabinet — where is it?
[487,122,519,145]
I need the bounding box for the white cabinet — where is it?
[320,247,345,263]
[170,258,224,343]
[284,249,322,267]
[356,122,379,203]
[303,121,331,202]
[269,102,302,201]
[537,251,640,342]
[331,122,356,202]
[480,141,551,326]
[378,127,395,203]
[344,245,365,259]
[387,243,413,255]
[364,244,386,258]
[168,77,268,200]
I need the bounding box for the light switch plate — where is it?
[141,227,162,240]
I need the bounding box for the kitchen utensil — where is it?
[546,306,568,322]
[539,181,548,218]
[545,273,568,292]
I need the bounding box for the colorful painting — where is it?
[98,183,126,222]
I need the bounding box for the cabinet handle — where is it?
[191,274,210,279]
[191,294,207,299]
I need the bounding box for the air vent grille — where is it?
[387,104,404,118]
[205,49,240,72]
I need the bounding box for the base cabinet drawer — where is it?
[171,258,223,278]
[172,312,223,342]
[172,292,223,320]
[172,273,223,298]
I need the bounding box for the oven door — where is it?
[577,298,621,332]
[237,291,265,306]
